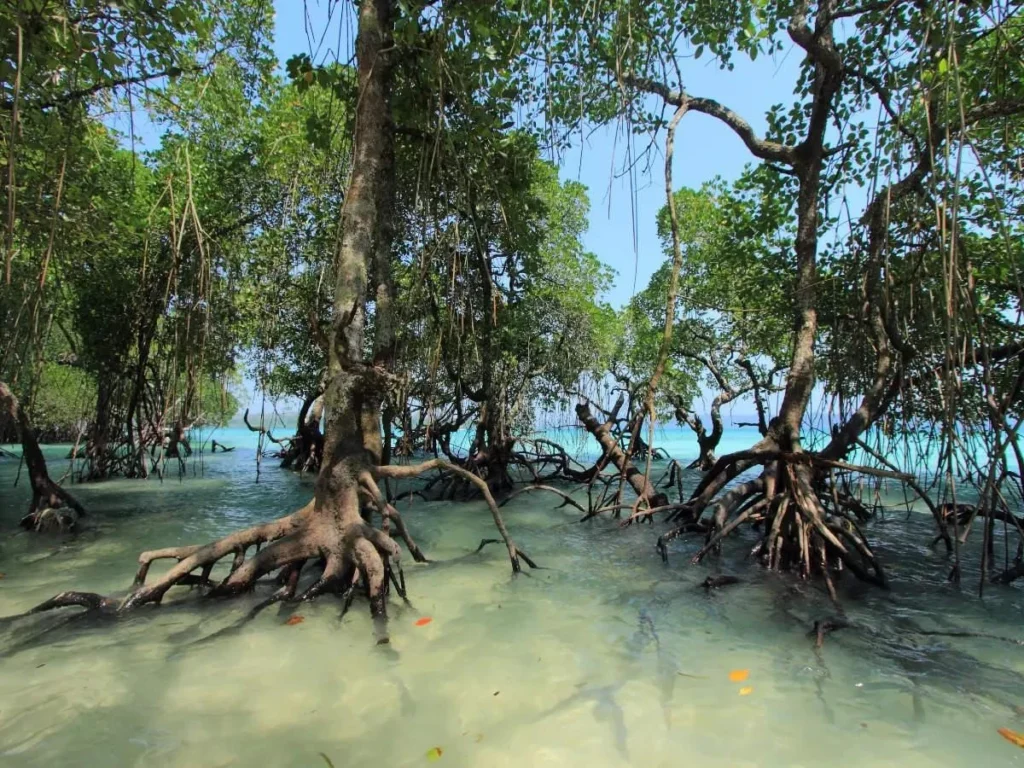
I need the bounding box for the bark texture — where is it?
[0,381,85,531]
[24,0,528,638]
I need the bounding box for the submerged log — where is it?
[700,575,741,590]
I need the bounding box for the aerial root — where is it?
[498,484,587,515]
[656,521,709,562]
[21,506,80,533]
[376,458,528,573]
[809,616,851,648]
[649,457,889,595]
[242,561,306,618]
[691,497,769,564]
[30,591,118,614]
[359,472,428,562]
[22,457,537,630]
[474,538,541,569]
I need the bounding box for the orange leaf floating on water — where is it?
[426,746,443,762]
[739,686,754,696]
[285,615,305,626]
[728,669,750,682]
[998,728,1024,748]
[415,617,433,627]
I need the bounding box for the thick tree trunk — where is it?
[24,0,529,633]
[576,401,668,507]
[0,381,85,531]
[775,2,843,448]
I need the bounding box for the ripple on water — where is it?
[1,452,1024,766]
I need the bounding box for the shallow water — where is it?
[2,445,1024,767]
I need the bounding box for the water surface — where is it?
[1,444,1023,766]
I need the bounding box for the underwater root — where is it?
[21,504,81,533]
[22,459,535,642]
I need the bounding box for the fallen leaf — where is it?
[739,686,753,696]
[728,669,750,682]
[285,615,305,626]
[493,691,500,696]
[0,573,6,579]
[319,753,336,768]
[474,734,483,743]
[426,746,443,762]
[998,728,1024,748]
[415,617,433,627]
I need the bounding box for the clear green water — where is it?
[1,447,1023,767]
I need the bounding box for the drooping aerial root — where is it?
[25,459,535,639]
[650,448,895,595]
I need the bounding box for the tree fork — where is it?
[16,0,532,638]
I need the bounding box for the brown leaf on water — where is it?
[285,615,305,626]
[998,728,1024,748]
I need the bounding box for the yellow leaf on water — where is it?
[426,746,444,762]
[728,669,750,682]
[998,728,1024,748]
[739,686,754,696]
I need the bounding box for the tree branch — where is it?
[620,75,796,165]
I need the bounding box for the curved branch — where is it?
[374,458,527,573]
[497,484,586,514]
[620,74,796,165]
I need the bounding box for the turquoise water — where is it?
[1,439,1023,766]
[200,419,991,476]
[195,422,869,462]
